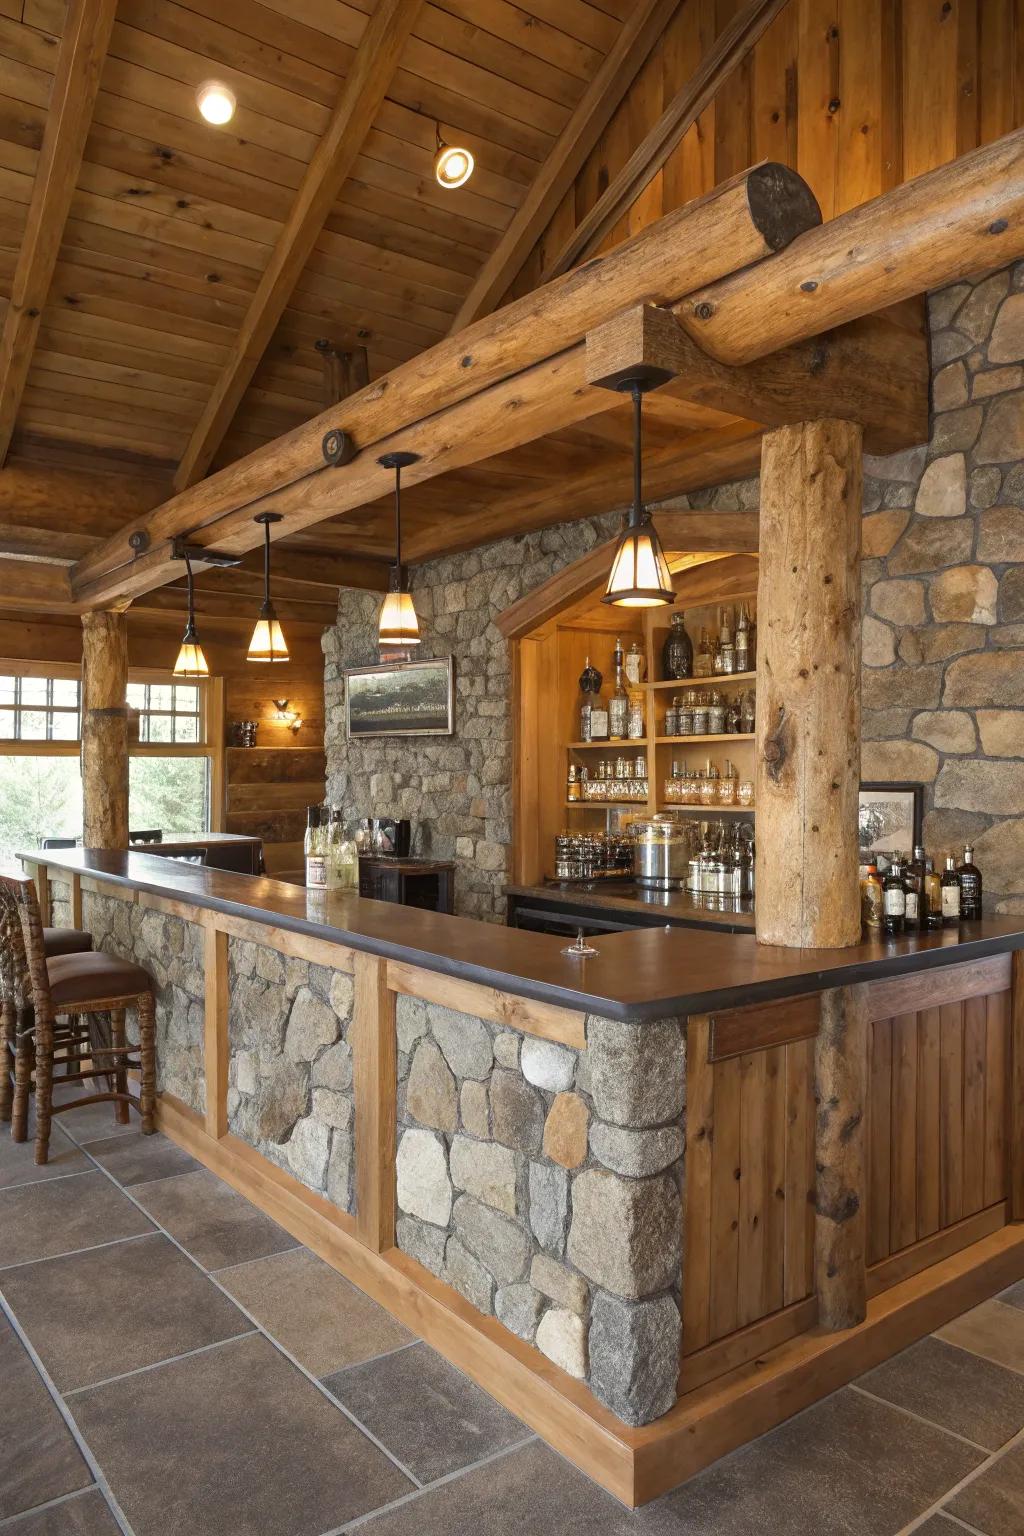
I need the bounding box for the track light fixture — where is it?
[434,124,474,189]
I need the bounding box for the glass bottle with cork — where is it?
[608,638,629,740]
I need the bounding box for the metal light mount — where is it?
[170,536,243,569]
[322,427,356,467]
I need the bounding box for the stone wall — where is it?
[393,996,685,1427]
[326,262,1024,918]
[81,889,205,1113]
[227,936,354,1211]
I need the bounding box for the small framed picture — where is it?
[858,782,924,860]
[344,657,454,738]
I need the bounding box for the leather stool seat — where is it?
[46,951,152,1008]
[42,927,93,958]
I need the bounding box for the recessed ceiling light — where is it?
[197,81,236,126]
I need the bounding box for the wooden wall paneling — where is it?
[890,1011,918,1254]
[625,47,665,239]
[683,1016,715,1355]
[783,1035,815,1306]
[762,1042,787,1317]
[901,0,959,179]
[956,0,980,155]
[737,1050,768,1329]
[661,0,717,209]
[1011,951,1024,1220]
[962,994,987,1217]
[751,0,798,165]
[795,0,840,219]
[709,1051,742,1341]
[713,0,752,181]
[984,988,1009,1208]
[938,1001,965,1230]
[978,0,1016,145]
[917,1006,942,1241]
[836,0,885,210]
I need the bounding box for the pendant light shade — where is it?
[247,512,289,662]
[173,552,210,678]
[603,379,675,608]
[377,451,421,647]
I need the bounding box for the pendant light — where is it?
[247,512,289,662]
[378,451,421,647]
[173,550,210,678]
[603,377,675,608]
[434,124,474,189]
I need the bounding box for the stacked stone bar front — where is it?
[394,997,686,1426]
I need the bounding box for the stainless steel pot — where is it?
[631,816,690,890]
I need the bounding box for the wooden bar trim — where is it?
[1011,951,1024,1221]
[678,1296,819,1395]
[34,862,50,927]
[387,960,586,1047]
[353,954,397,1254]
[154,1089,1024,1510]
[70,873,82,930]
[203,920,228,1141]
[867,1203,1007,1299]
[193,910,356,975]
[79,874,136,903]
[138,892,205,923]
[867,954,1012,1022]
[708,993,820,1061]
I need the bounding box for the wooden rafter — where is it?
[0,0,118,466]
[540,0,792,280]
[446,0,683,335]
[172,0,424,493]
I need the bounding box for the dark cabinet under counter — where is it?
[359,855,454,914]
[506,881,754,936]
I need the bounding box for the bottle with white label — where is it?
[941,854,961,927]
[882,860,906,936]
[304,804,327,890]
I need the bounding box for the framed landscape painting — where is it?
[858,782,923,859]
[345,657,454,738]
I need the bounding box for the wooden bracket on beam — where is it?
[585,305,689,393]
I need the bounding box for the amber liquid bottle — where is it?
[923,856,944,931]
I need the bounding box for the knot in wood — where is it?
[694,301,714,321]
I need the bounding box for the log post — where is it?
[814,984,868,1330]
[754,418,864,948]
[81,609,129,849]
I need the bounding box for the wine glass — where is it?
[562,927,598,958]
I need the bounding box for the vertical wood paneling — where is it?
[626,48,664,236]
[956,0,980,153]
[683,1016,715,1353]
[917,1006,942,1239]
[783,1035,815,1306]
[660,0,717,211]
[939,1002,965,1228]
[737,1050,768,1327]
[984,989,1009,1207]
[714,0,752,180]
[868,1017,892,1265]
[962,995,987,1215]
[902,0,959,178]
[762,1043,787,1317]
[709,1052,742,1340]
[796,0,840,217]
[751,0,798,165]
[836,0,885,209]
[890,1011,918,1251]
[978,0,1016,143]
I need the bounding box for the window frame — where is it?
[0,660,225,832]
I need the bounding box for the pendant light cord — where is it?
[263,517,271,607]
[631,381,643,527]
[184,550,196,629]
[394,463,402,573]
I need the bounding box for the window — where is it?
[0,674,80,741]
[0,664,223,861]
[127,681,202,744]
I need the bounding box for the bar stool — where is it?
[0,874,157,1165]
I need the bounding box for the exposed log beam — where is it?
[172,0,424,492]
[0,0,118,465]
[0,558,74,612]
[447,0,682,334]
[680,124,1024,363]
[0,462,168,520]
[542,0,791,282]
[71,165,821,608]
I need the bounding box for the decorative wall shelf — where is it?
[642,672,756,690]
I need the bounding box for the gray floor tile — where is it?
[217,1246,415,1378]
[998,1277,1024,1311]
[637,1387,983,1536]
[937,1301,1024,1375]
[324,1340,528,1484]
[0,1118,89,1191]
[0,1172,153,1268]
[82,1130,201,1188]
[52,1096,141,1146]
[912,1518,968,1535]
[944,1440,1024,1534]
[857,1335,1024,1449]
[1,1231,250,1391]
[1,1488,122,1534]
[0,1313,91,1520]
[69,1331,412,1536]
[356,1437,639,1534]
[129,1167,299,1270]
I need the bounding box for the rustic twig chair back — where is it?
[0,871,157,1164]
[0,881,29,1130]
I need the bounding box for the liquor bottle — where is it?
[662,612,693,680]
[958,844,983,920]
[909,844,928,887]
[694,627,713,677]
[736,604,752,673]
[923,856,943,930]
[941,854,962,927]
[861,861,883,933]
[566,762,581,802]
[304,805,327,890]
[902,859,922,931]
[882,859,906,936]
[719,607,736,675]
[578,656,602,742]
[624,640,646,687]
[609,638,629,740]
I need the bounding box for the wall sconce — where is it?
[273,698,303,733]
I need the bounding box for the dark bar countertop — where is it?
[26,847,1024,1024]
[506,880,756,932]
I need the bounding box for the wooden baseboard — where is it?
[156,1093,1024,1510]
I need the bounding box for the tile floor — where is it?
[3,1104,1024,1535]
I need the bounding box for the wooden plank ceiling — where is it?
[0,0,1023,623]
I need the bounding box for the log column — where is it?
[754,418,864,948]
[814,984,869,1330]
[81,609,129,849]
